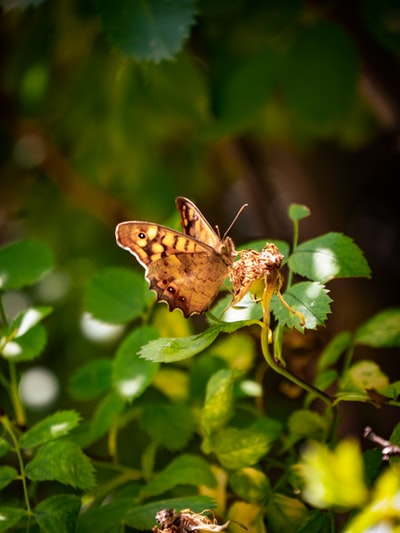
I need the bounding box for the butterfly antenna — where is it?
[222,202,248,239]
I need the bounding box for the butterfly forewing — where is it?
[176,196,223,251]
[116,222,210,271]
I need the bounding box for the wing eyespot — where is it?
[138,232,146,239]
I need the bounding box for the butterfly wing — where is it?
[115,221,230,317]
[176,197,223,250]
[147,251,230,317]
[176,197,235,265]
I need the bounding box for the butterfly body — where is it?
[116,197,235,317]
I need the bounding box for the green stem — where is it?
[342,342,355,374]
[1,415,32,514]
[83,469,142,507]
[9,361,26,427]
[0,293,26,425]
[108,422,119,463]
[0,293,7,325]
[286,219,299,288]
[260,322,332,408]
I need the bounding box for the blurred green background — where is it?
[1,0,399,432]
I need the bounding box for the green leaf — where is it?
[299,439,368,509]
[211,418,282,470]
[340,360,389,393]
[201,369,235,437]
[95,0,197,62]
[0,465,18,489]
[84,267,149,323]
[124,496,216,530]
[318,331,352,370]
[390,422,400,447]
[0,437,11,458]
[283,21,358,124]
[68,358,112,401]
[229,467,271,504]
[271,281,332,330]
[363,449,383,486]
[0,239,53,290]
[297,510,334,533]
[76,497,134,533]
[141,404,195,451]
[287,410,327,446]
[266,493,308,533]
[141,454,216,498]
[35,495,81,533]
[0,506,27,532]
[1,322,47,361]
[20,410,81,449]
[139,325,221,362]
[113,326,159,401]
[312,369,338,394]
[380,381,400,401]
[218,48,278,131]
[7,306,52,337]
[26,440,96,490]
[354,308,400,347]
[288,204,311,222]
[289,233,371,283]
[90,393,125,442]
[139,321,251,363]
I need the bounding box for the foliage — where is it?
[1,204,400,532]
[1,1,400,532]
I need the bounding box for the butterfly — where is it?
[115,197,236,317]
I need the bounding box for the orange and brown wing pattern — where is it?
[147,250,230,317]
[116,222,205,270]
[176,197,222,250]
[115,198,236,317]
[115,220,230,317]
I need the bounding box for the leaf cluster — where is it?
[1,205,399,532]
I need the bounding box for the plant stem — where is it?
[286,219,299,288]
[1,414,32,514]
[9,361,26,427]
[342,342,355,374]
[259,322,332,407]
[83,469,142,507]
[0,293,26,425]
[0,293,7,325]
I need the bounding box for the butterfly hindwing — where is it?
[147,251,230,317]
